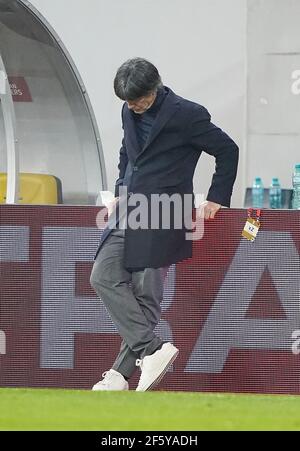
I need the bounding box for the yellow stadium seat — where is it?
[0,173,62,204]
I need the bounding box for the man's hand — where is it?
[198,200,221,220]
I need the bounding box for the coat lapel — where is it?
[124,109,141,162]
[139,88,179,158]
[123,88,180,162]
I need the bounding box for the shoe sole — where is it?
[136,348,179,392]
[92,386,129,391]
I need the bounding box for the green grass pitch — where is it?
[1,388,300,431]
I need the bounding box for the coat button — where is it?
[133,166,138,171]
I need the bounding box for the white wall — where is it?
[29,0,247,207]
[247,0,300,191]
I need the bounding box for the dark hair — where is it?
[114,57,163,101]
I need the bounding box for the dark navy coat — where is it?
[94,87,239,270]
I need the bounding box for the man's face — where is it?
[126,91,156,114]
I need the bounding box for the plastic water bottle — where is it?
[269,178,282,209]
[292,164,300,210]
[252,177,264,208]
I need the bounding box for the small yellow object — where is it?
[242,216,261,242]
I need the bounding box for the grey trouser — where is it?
[90,227,165,379]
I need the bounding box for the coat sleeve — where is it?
[188,104,239,207]
[114,104,129,197]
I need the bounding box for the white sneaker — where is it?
[135,342,179,392]
[92,369,129,391]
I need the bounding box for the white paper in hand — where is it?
[96,190,115,206]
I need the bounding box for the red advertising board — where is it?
[8,76,32,102]
[0,205,299,393]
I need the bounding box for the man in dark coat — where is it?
[90,58,239,392]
